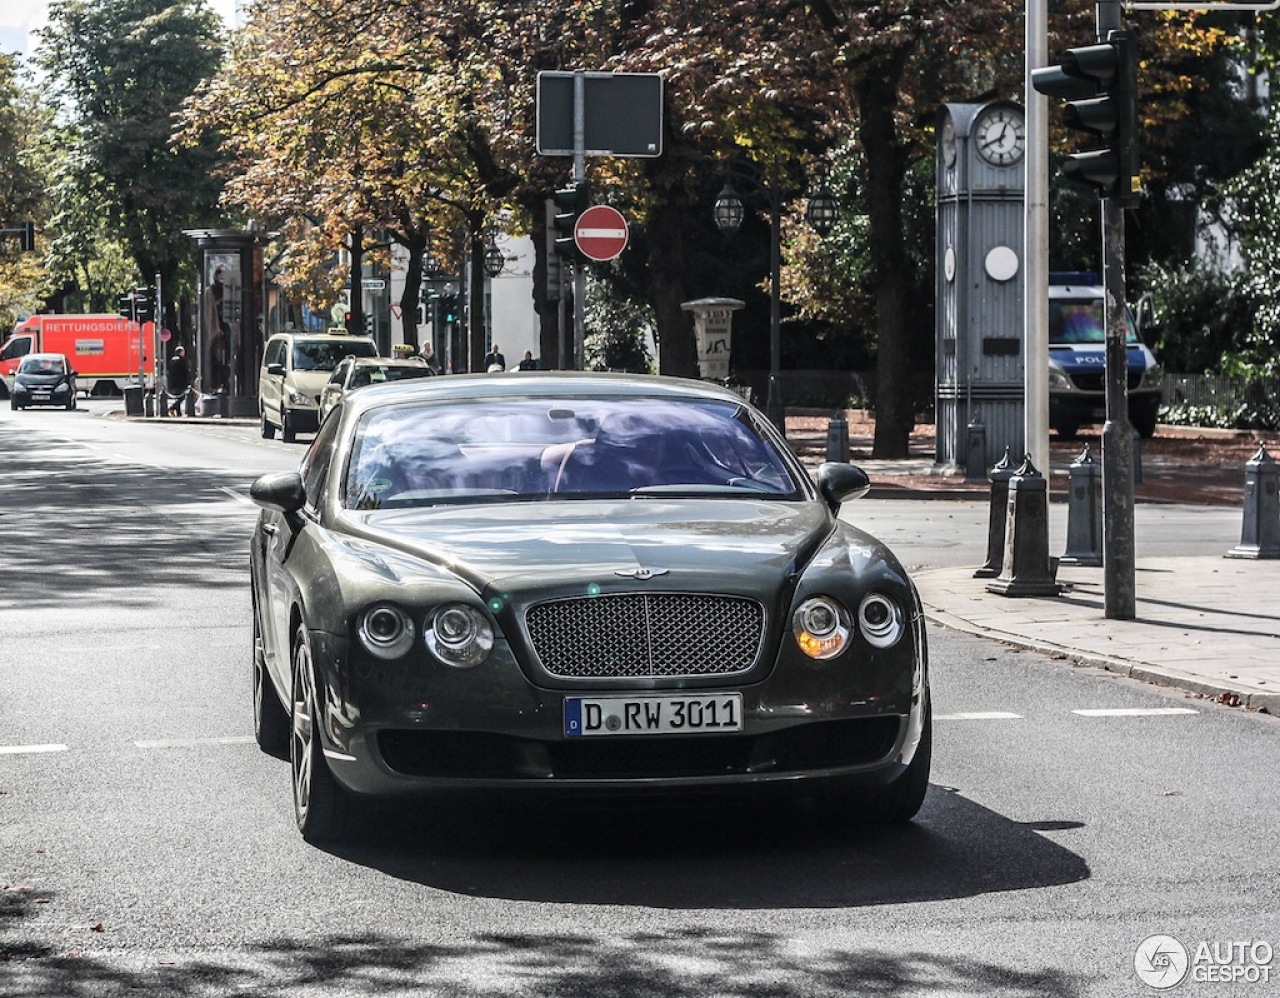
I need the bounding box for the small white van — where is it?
[259,331,377,442]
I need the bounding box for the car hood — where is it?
[1049,344,1152,374]
[342,498,832,597]
[16,373,68,386]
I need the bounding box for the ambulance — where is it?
[0,314,148,397]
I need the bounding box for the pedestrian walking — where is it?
[418,341,442,374]
[166,345,192,416]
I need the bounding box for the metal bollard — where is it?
[158,389,169,419]
[965,413,987,483]
[986,454,1062,598]
[143,391,155,418]
[974,448,1015,578]
[1060,444,1103,567]
[826,411,850,463]
[1226,443,1280,559]
[184,387,197,417]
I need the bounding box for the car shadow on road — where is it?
[327,783,1090,910]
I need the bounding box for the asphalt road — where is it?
[2,400,1276,997]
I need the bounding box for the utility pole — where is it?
[1096,0,1135,619]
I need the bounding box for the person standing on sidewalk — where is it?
[166,345,192,416]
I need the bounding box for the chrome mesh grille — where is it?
[525,593,764,679]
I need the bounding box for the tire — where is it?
[9,401,18,411]
[281,408,296,443]
[252,592,289,758]
[290,623,348,842]
[874,695,932,823]
[261,409,276,439]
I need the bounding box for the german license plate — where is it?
[33,393,50,401]
[564,693,742,737]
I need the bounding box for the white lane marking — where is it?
[935,711,1023,721]
[1072,708,1199,717]
[0,744,69,755]
[133,736,256,749]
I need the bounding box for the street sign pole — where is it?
[572,72,586,371]
[1096,0,1136,620]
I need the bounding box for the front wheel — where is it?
[290,623,348,842]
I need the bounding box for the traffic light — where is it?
[118,293,135,320]
[442,295,457,325]
[364,314,373,336]
[1031,29,1139,208]
[133,287,155,322]
[546,252,563,302]
[343,310,356,334]
[552,181,589,257]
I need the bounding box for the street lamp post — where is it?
[483,237,504,362]
[713,164,839,436]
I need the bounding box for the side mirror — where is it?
[250,471,306,515]
[266,362,285,376]
[816,462,870,512]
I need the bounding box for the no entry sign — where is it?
[574,205,629,262]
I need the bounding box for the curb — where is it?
[921,603,1278,716]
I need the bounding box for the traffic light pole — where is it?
[1097,0,1136,620]
[571,72,587,370]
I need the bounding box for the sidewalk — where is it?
[917,557,1280,715]
[787,411,1279,715]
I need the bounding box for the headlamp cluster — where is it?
[792,592,905,660]
[357,601,494,668]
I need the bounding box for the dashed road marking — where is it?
[935,711,1023,721]
[1071,707,1199,717]
[133,736,256,749]
[0,744,69,755]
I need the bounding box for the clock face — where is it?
[975,106,1025,167]
[941,116,957,168]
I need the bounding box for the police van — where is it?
[1048,272,1162,439]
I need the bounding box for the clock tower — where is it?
[934,100,1027,474]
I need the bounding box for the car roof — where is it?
[271,332,375,344]
[23,352,68,363]
[347,357,431,369]
[343,371,754,416]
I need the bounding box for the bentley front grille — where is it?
[525,593,764,680]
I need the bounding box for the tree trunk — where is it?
[856,53,916,460]
[646,200,697,378]
[396,224,428,350]
[467,213,487,372]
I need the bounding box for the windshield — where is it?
[1049,300,1139,345]
[18,355,65,375]
[349,364,435,389]
[344,397,802,509]
[292,339,378,372]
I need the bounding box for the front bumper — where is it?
[1050,386,1160,427]
[307,628,928,799]
[13,384,72,406]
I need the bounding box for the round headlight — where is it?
[357,604,415,659]
[424,602,494,668]
[793,596,851,660]
[858,593,904,648]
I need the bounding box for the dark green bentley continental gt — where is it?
[249,372,930,842]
